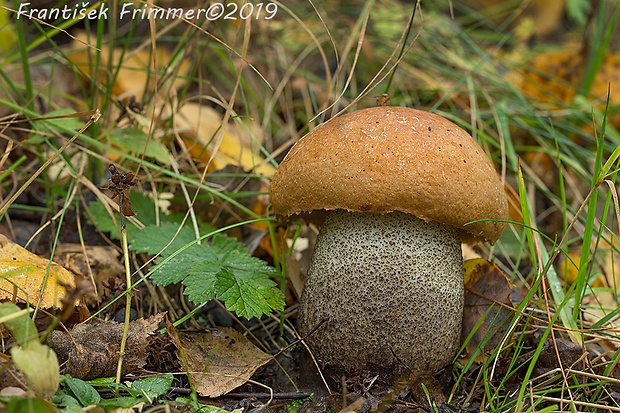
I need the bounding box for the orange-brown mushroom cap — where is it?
[270,106,509,244]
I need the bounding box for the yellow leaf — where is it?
[0,1,17,54]
[558,249,606,288]
[66,32,190,97]
[521,50,620,106]
[0,235,76,308]
[174,103,275,177]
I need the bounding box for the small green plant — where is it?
[285,393,314,413]
[0,302,59,399]
[89,192,284,319]
[53,374,174,411]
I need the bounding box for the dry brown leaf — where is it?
[461,258,515,358]
[0,234,76,308]
[48,313,165,380]
[167,322,271,397]
[516,337,583,377]
[55,244,124,305]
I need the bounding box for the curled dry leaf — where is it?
[0,234,76,308]
[55,243,124,305]
[48,313,165,380]
[461,258,517,358]
[167,322,271,397]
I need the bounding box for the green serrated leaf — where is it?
[52,390,81,408]
[211,233,246,256]
[134,223,207,285]
[64,376,101,406]
[131,222,198,254]
[108,127,170,164]
[186,248,283,319]
[88,191,283,319]
[131,374,174,400]
[183,260,221,303]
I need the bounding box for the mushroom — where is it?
[270,106,509,375]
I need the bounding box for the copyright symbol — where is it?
[206,3,224,20]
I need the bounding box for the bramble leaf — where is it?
[211,250,283,319]
[133,222,208,285]
[89,193,283,319]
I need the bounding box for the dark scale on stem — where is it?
[101,164,138,229]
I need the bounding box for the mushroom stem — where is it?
[298,210,464,374]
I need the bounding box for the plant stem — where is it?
[115,220,133,384]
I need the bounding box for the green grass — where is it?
[2,0,620,411]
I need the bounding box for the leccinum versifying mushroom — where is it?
[270,106,509,375]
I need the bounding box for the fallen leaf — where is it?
[167,322,271,397]
[457,0,566,38]
[48,313,165,380]
[0,1,17,54]
[174,103,275,177]
[67,34,190,98]
[55,244,124,305]
[0,234,76,308]
[461,258,516,358]
[516,337,583,377]
[558,249,606,288]
[520,50,620,106]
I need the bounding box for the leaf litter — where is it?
[48,313,164,380]
[167,322,272,398]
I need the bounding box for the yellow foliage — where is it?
[520,50,620,106]
[67,33,191,98]
[174,103,275,177]
[0,234,76,308]
[0,1,17,54]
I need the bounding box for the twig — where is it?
[225,392,313,399]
